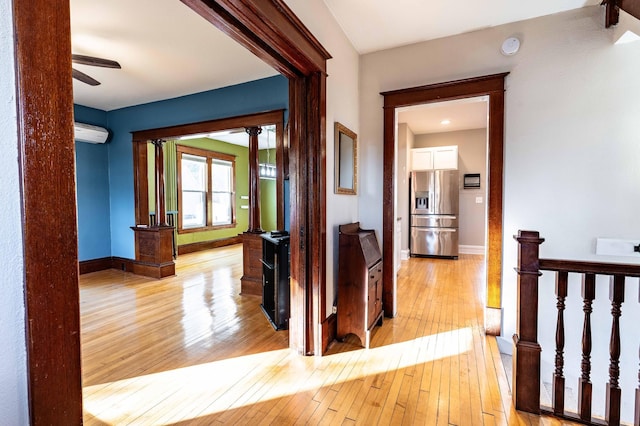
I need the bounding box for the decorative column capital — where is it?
[245,126,262,137]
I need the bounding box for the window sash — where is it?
[177,146,236,232]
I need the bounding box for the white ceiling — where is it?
[70,0,277,111]
[71,0,599,112]
[180,126,277,150]
[397,97,488,135]
[323,0,599,54]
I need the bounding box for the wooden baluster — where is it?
[578,273,595,422]
[606,275,625,426]
[553,271,568,416]
[512,230,544,414]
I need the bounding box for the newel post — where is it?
[513,230,545,413]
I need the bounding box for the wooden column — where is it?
[130,138,175,279]
[512,230,544,414]
[151,138,168,226]
[241,126,264,296]
[245,126,263,233]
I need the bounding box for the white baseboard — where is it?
[458,245,485,255]
[400,249,410,260]
[496,336,513,355]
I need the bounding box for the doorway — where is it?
[14,0,331,423]
[381,73,508,334]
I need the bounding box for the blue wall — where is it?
[74,105,111,261]
[74,75,289,260]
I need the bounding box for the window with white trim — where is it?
[177,145,236,232]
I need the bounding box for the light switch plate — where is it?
[475,197,483,204]
[596,238,640,257]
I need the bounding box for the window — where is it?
[177,145,236,232]
[211,159,233,225]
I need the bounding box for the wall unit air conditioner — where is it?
[74,122,109,144]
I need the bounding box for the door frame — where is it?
[381,73,508,333]
[130,109,286,230]
[14,0,331,423]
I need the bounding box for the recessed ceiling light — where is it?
[441,119,451,125]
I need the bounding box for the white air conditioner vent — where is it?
[74,122,109,144]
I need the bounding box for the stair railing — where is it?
[513,230,640,426]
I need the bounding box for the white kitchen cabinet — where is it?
[410,148,433,170]
[411,146,458,170]
[433,146,458,169]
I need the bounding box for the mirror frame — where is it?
[334,122,357,195]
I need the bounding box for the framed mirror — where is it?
[334,122,357,195]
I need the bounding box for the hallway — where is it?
[80,246,576,424]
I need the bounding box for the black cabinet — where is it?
[260,232,290,330]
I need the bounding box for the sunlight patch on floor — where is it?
[84,327,473,425]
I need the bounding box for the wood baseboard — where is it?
[178,235,242,255]
[321,313,337,355]
[110,257,136,273]
[79,257,113,274]
[79,256,174,279]
[79,237,242,276]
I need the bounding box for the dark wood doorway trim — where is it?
[13,1,83,424]
[381,73,508,333]
[14,0,330,423]
[181,0,331,356]
[131,109,286,230]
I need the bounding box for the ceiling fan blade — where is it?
[72,54,121,69]
[72,68,100,86]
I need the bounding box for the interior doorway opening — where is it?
[382,73,507,334]
[394,95,490,315]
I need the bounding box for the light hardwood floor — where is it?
[80,245,578,425]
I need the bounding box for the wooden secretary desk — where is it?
[337,222,384,348]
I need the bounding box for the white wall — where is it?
[0,0,29,423]
[360,6,640,421]
[396,123,412,251]
[284,0,360,323]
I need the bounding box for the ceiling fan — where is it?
[72,54,121,86]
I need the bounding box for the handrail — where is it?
[513,230,639,426]
[539,258,640,277]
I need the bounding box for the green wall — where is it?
[175,138,249,245]
[259,148,277,231]
[150,140,280,246]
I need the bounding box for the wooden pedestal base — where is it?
[131,225,175,279]
[241,232,264,295]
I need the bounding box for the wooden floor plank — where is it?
[80,246,582,425]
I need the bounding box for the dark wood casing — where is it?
[241,232,264,296]
[336,222,384,348]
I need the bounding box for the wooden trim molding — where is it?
[18,1,329,421]
[181,1,331,356]
[13,0,83,423]
[134,109,284,234]
[178,235,242,255]
[381,73,508,329]
[79,257,113,275]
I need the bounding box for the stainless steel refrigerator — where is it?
[409,170,459,258]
